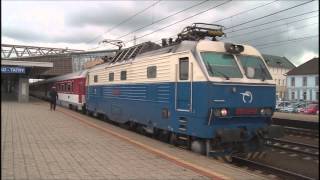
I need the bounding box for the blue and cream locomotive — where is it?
[84,23,284,158]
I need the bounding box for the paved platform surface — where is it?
[1,99,268,180]
[273,112,318,122]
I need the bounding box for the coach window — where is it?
[109,72,114,81]
[70,82,73,92]
[147,66,157,78]
[67,83,71,92]
[179,58,189,80]
[121,71,127,80]
[94,75,98,83]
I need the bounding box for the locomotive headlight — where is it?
[220,108,228,116]
[260,108,272,116]
[213,108,228,117]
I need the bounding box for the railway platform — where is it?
[273,112,318,122]
[1,98,269,180]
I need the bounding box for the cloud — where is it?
[1,0,318,65]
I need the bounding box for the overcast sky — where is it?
[2,0,319,66]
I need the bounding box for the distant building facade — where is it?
[286,57,319,102]
[71,50,116,72]
[263,54,296,100]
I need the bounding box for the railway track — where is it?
[231,156,315,180]
[284,127,319,138]
[272,118,319,130]
[265,138,319,159]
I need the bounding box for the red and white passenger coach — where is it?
[30,70,87,111]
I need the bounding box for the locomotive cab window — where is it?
[237,55,272,80]
[147,66,157,79]
[200,52,242,78]
[179,58,189,80]
[109,72,114,81]
[94,75,98,83]
[121,71,127,80]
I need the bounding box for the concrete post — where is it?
[18,77,29,102]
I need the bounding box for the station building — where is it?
[1,60,53,102]
[263,54,296,100]
[1,44,115,102]
[286,57,319,102]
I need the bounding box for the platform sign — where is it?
[1,66,26,74]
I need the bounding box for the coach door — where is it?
[175,57,193,112]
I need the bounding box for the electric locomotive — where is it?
[42,23,285,159]
[85,23,284,158]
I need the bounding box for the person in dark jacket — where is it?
[49,86,58,111]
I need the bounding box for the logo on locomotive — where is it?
[240,91,253,104]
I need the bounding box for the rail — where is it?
[265,138,319,159]
[284,127,319,138]
[231,156,315,180]
[272,118,319,130]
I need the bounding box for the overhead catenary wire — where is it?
[126,0,279,44]
[149,0,279,43]
[117,0,278,41]
[150,1,316,46]
[124,0,233,44]
[241,22,318,44]
[156,11,318,44]
[224,0,315,31]
[254,34,319,47]
[258,35,318,50]
[116,0,210,40]
[225,10,319,39]
[87,0,162,44]
[226,14,318,39]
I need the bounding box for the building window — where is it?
[303,91,307,100]
[291,92,295,100]
[109,72,114,81]
[291,77,295,87]
[147,66,157,78]
[303,77,307,86]
[317,91,319,101]
[179,57,189,80]
[278,79,281,85]
[121,71,127,80]
[282,79,285,86]
[94,75,98,83]
[316,76,319,86]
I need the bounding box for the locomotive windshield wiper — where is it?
[205,62,230,80]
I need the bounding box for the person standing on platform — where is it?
[49,86,58,111]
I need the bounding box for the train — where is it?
[30,23,284,160]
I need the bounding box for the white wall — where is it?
[286,74,319,101]
[268,66,291,99]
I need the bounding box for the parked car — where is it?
[283,103,303,113]
[276,101,290,111]
[301,104,319,115]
